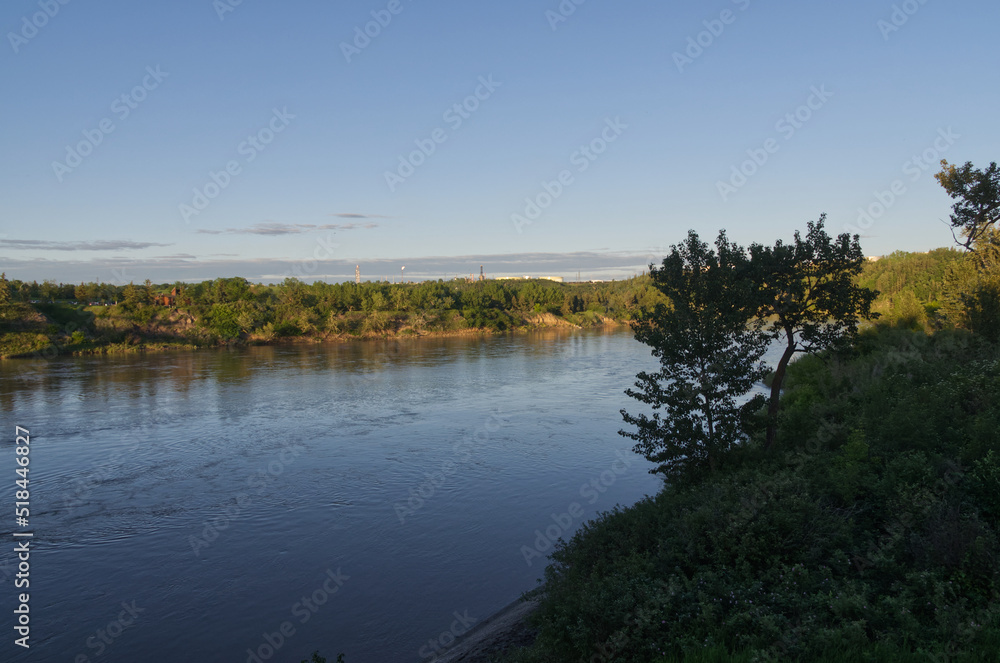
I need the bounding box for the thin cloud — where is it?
[197,222,378,236]
[0,239,172,252]
[318,223,378,230]
[330,213,389,219]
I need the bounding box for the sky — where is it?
[1,0,997,284]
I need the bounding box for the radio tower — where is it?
[355,265,360,284]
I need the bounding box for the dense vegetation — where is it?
[505,327,1000,662]
[0,275,667,358]
[858,248,964,329]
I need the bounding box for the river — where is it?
[0,328,682,662]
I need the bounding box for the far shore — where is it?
[0,309,628,360]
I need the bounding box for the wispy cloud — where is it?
[197,222,378,236]
[330,213,388,219]
[0,239,172,252]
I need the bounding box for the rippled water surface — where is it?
[0,329,672,662]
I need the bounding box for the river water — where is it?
[0,328,676,662]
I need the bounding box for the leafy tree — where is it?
[0,273,10,306]
[936,160,1000,250]
[620,230,769,478]
[748,215,878,449]
[941,229,1000,342]
[39,280,59,303]
[390,286,409,311]
[935,161,1000,340]
[121,282,144,309]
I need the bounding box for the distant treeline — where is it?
[0,249,974,357]
[0,275,669,357]
[857,248,965,328]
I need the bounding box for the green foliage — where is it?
[505,328,1000,662]
[206,303,241,339]
[0,272,10,307]
[621,230,769,478]
[0,331,50,358]
[0,274,693,356]
[858,249,963,330]
[749,215,879,448]
[936,160,1000,250]
[121,282,146,309]
[937,230,1000,341]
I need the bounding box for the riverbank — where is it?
[435,598,539,663]
[494,327,1000,662]
[0,301,629,359]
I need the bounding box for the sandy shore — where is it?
[433,597,539,662]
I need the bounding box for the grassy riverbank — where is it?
[498,326,1000,662]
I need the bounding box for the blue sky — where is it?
[1,0,997,284]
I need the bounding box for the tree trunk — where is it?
[706,403,716,473]
[765,335,797,450]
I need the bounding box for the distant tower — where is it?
[355,265,360,284]
[480,265,484,282]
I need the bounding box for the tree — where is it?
[935,161,1000,340]
[121,282,144,309]
[620,230,769,478]
[936,160,1000,251]
[0,273,10,306]
[940,228,1000,342]
[39,280,58,303]
[748,215,878,449]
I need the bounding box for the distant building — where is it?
[156,288,180,306]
